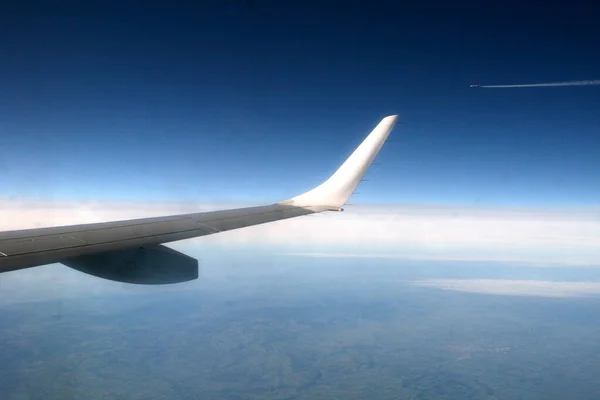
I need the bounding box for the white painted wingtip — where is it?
[281,114,399,209]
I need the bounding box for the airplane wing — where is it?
[0,115,399,284]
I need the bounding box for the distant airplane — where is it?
[0,115,399,285]
[470,84,481,88]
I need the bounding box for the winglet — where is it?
[281,115,399,209]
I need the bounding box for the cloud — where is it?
[409,279,600,298]
[3,199,600,304]
[282,252,599,267]
[2,200,600,266]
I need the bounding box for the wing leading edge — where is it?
[0,115,399,283]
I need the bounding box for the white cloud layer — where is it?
[409,279,600,298]
[2,200,600,266]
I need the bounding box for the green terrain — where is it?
[2,259,600,399]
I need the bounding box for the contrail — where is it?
[480,80,600,88]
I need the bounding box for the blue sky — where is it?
[6,7,600,399]
[1,1,599,206]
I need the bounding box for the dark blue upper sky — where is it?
[2,1,599,206]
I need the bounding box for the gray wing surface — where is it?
[0,115,398,284]
[0,204,326,274]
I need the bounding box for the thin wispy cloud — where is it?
[283,252,600,267]
[409,279,600,298]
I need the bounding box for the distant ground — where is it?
[2,256,600,400]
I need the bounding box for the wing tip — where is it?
[282,114,399,208]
